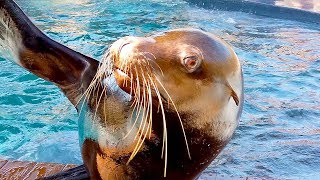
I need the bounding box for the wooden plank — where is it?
[0,160,81,179]
[0,160,36,179]
[62,164,77,171]
[0,160,8,169]
[44,164,67,177]
[23,162,65,180]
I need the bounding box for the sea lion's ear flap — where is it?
[226,83,239,106]
[0,0,99,90]
[230,89,239,106]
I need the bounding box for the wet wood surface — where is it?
[0,159,77,180]
[0,159,260,179]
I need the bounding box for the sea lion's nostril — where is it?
[119,42,130,54]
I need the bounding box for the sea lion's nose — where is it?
[118,42,130,54]
[118,36,155,50]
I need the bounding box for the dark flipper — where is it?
[42,165,89,180]
[0,0,99,105]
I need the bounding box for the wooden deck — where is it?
[0,159,77,179]
[0,159,259,179]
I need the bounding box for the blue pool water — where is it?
[0,0,319,178]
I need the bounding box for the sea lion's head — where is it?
[111,28,242,138]
[89,28,243,178]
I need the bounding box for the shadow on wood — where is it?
[43,165,89,180]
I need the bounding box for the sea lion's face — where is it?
[84,28,243,178]
[109,28,243,141]
[111,29,242,137]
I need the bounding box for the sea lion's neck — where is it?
[184,98,240,141]
[78,97,137,149]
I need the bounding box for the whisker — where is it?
[154,76,191,159]
[129,69,134,97]
[138,66,153,139]
[93,78,109,125]
[146,80,153,138]
[122,67,143,140]
[128,72,149,162]
[140,52,164,76]
[132,76,147,142]
[77,49,112,108]
[148,75,168,177]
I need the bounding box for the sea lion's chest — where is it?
[78,100,229,179]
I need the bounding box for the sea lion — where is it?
[0,0,243,179]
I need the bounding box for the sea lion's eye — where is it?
[182,56,201,73]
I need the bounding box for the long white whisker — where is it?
[123,67,143,140]
[154,76,191,159]
[148,75,168,177]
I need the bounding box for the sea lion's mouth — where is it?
[113,66,133,95]
[113,65,168,102]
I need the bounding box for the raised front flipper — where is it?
[0,0,99,105]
